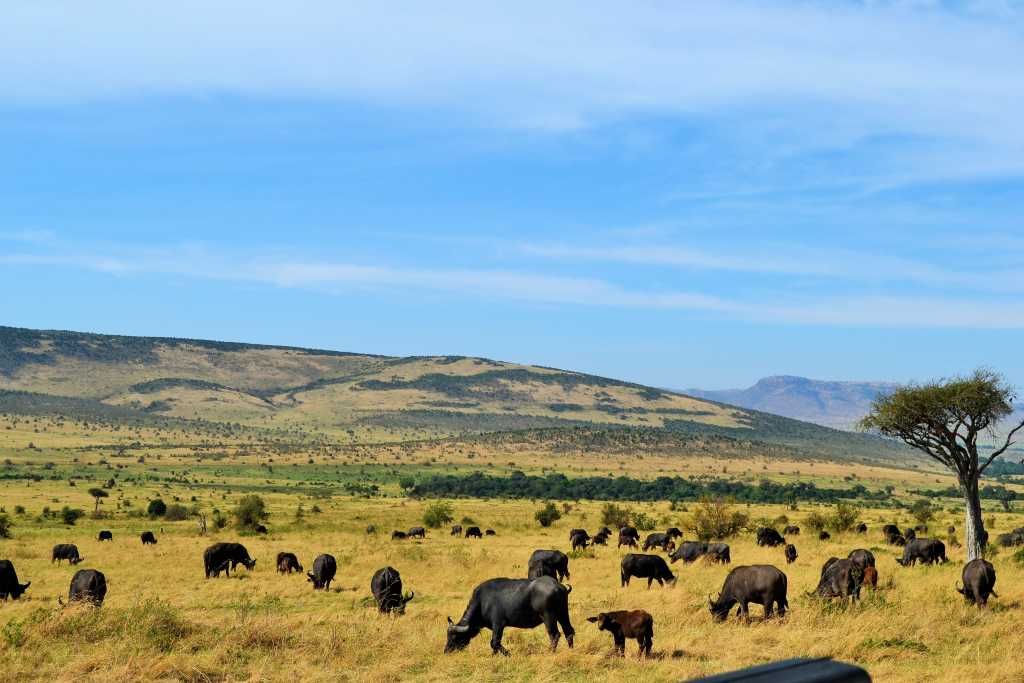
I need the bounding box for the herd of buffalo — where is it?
[0,519,1004,657]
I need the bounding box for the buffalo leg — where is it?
[558,613,574,648]
[647,578,653,589]
[613,634,625,656]
[739,602,750,622]
[490,625,510,656]
[543,615,561,652]
[621,572,629,587]
[639,634,652,658]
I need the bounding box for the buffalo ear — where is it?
[447,616,454,625]
[586,616,599,623]
[23,582,31,589]
[403,591,415,603]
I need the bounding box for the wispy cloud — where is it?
[6,238,1024,329]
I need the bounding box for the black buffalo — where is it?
[254,524,268,535]
[597,526,612,537]
[896,538,947,566]
[371,566,414,613]
[391,530,408,540]
[307,554,337,590]
[617,526,640,549]
[569,528,587,541]
[67,569,106,606]
[0,560,30,600]
[141,531,157,545]
[847,549,876,570]
[465,526,483,539]
[756,528,785,547]
[856,523,868,534]
[203,542,256,578]
[784,544,797,564]
[882,524,901,543]
[819,531,831,541]
[669,541,708,564]
[51,544,84,565]
[620,554,676,588]
[366,525,377,535]
[276,552,303,574]
[570,530,590,551]
[903,527,917,542]
[445,576,574,655]
[451,525,463,536]
[408,527,426,539]
[811,558,863,603]
[957,559,997,607]
[485,529,496,536]
[996,527,1024,547]
[587,610,653,657]
[707,543,731,564]
[709,565,788,622]
[665,527,683,539]
[528,550,570,582]
[591,533,608,546]
[97,530,113,542]
[642,532,675,553]
[783,525,801,536]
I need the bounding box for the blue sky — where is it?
[2,1,1024,389]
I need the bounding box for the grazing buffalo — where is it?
[756,528,785,548]
[997,528,1024,547]
[588,610,653,657]
[642,532,675,553]
[856,523,868,534]
[276,552,303,574]
[820,557,840,576]
[810,558,863,603]
[254,524,268,535]
[709,565,788,622]
[818,531,831,541]
[67,569,107,606]
[451,525,463,536]
[570,530,590,551]
[847,549,876,570]
[903,528,916,542]
[914,525,928,534]
[784,544,797,564]
[203,542,256,578]
[97,530,113,542]
[892,534,907,546]
[307,554,337,591]
[617,531,638,549]
[597,527,612,537]
[465,526,483,539]
[592,533,608,546]
[707,543,731,564]
[569,528,587,541]
[485,529,496,536]
[366,525,377,535]
[444,576,574,655]
[408,527,426,539]
[669,541,708,564]
[665,527,683,539]
[392,531,408,540]
[896,538,947,567]
[0,560,30,601]
[51,544,84,565]
[957,559,997,607]
[371,566,414,613]
[528,550,570,582]
[862,566,878,588]
[783,525,801,536]
[882,524,901,543]
[621,554,676,588]
[141,531,157,545]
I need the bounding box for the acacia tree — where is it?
[88,487,109,513]
[861,369,1024,560]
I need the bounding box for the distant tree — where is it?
[534,502,562,528]
[910,499,935,527]
[803,511,829,533]
[164,504,189,521]
[601,503,632,529]
[61,506,85,526]
[88,487,109,513]
[687,498,749,541]
[233,495,267,530]
[0,513,11,538]
[829,502,860,533]
[862,369,1024,561]
[147,499,167,517]
[632,511,657,531]
[423,501,455,528]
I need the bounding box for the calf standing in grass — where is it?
[307,554,337,591]
[784,544,797,564]
[587,610,653,657]
[276,552,303,574]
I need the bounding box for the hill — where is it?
[0,326,911,463]
[688,375,900,431]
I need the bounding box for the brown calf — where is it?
[587,610,653,657]
[862,566,878,588]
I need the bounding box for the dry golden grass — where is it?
[3,495,1024,682]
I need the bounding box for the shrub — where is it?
[147,499,167,518]
[632,511,657,531]
[233,495,267,530]
[61,507,85,526]
[0,513,11,538]
[804,511,829,533]
[534,502,562,528]
[460,516,476,525]
[212,509,229,530]
[829,502,860,533]
[13,505,25,515]
[910,499,935,527]
[164,504,189,521]
[1012,547,1024,565]
[601,503,632,529]
[688,498,749,541]
[423,501,454,528]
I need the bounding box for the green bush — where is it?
[147,499,167,518]
[61,507,85,526]
[233,495,267,530]
[804,511,829,532]
[0,513,11,538]
[601,503,632,529]
[164,504,189,521]
[534,502,562,528]
[910,499,935,527]
[212,509,228,530]
[423,501,454,528]
[687,498,749,541]
[632,511,657,531]
[829,502,860,533]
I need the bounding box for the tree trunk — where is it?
[962,478,985,561]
